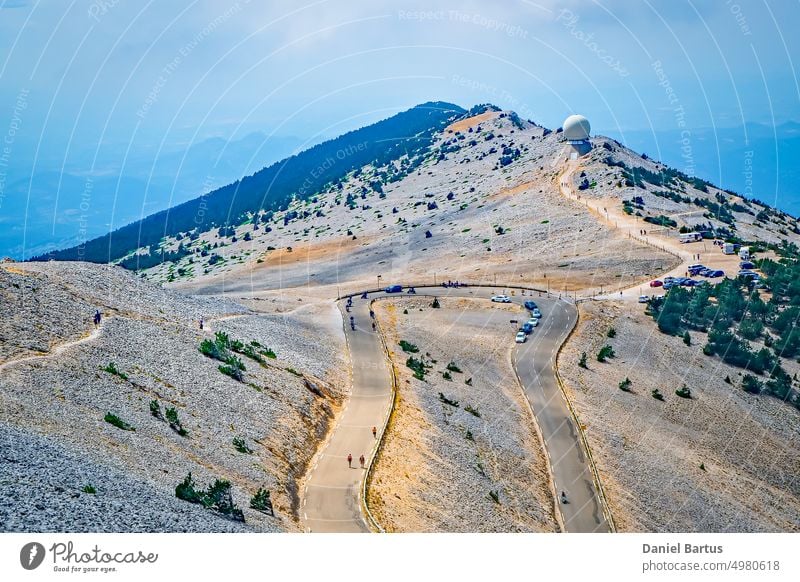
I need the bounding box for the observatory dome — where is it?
[563,114,590,141]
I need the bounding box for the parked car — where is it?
[682,279,698,287]
[708,270,725,278]
[491,295,512,303]
[384,285,403,293]
[638,295,649,303]
[527,318,539,328]
[524,300,538,310]
[521,323,534,334]
[663,281,677,290]
[515,331,527,343]
[699,268,713,277]
[740,261,755,270]
[531,308,542,318]
[649,280,663,287]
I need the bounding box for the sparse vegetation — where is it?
[175,472,245,522]
[742,374,763,395]
[442,370,452,381]
[439,393,459,407]
[446,362,462,373]
[651,388,664,401]
[399,340,419,353]
[464,405,481,417]
[431,297,441,308]
[619,378,632,392]
[406,356,429,380]
[149,399,162,419]
[200,332,247,381]
[607,327,617,338]
[82,484,97,494]
[104,412,134,431]
[597,345,615,362]
[233,437,253,454]
[250,488,274,515]
[488,490,500,504]
[165,407,188,436]
[675,385,692,399]
[102,362,128,380]
[578,352,588,368]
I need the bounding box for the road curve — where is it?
[300,298,392,532]
[301,285,610,533]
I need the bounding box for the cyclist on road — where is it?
[347,453,353,468]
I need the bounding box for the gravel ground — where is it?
[559,301,800,532]
[0,424,252,533]
[367,297,557,532]
[0,262,343,532]
[166,111,675,296]
[1,261,246,363]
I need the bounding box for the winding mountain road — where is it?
[300,285,611,533]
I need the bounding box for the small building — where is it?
[562,114,592,159]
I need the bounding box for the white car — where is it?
[527,318,539,328]
[491,295,511,303]
[638,295,649,303]
[515,331,527,343]
[531,308,542,318]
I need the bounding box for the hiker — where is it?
[359,454,365,468]
[93,309,101,327]
[199,317,204,330]
[372,426,377,438]
[347,454,353,468]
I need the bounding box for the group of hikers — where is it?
[442,280,463,288]
[346,426,378,468]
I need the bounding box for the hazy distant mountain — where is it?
[35,102,466,264]
[603,122,800,217]
[0,132,303,259]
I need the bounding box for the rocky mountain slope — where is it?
[0,262,348,532]
[5,104,800,533]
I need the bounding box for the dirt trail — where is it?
[557,162,741,300]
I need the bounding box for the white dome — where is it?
[563,114,590,141]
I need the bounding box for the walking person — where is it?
[347,453,352,468]
[372,426,377,439]
[359,454,365,468]
[93,309,101,327]
[199,317,204,330]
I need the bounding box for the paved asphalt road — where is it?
[301,298,391,532]
[300,285,610,533]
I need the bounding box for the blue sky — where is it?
[0,0,798,258]
[1,1,797,147]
